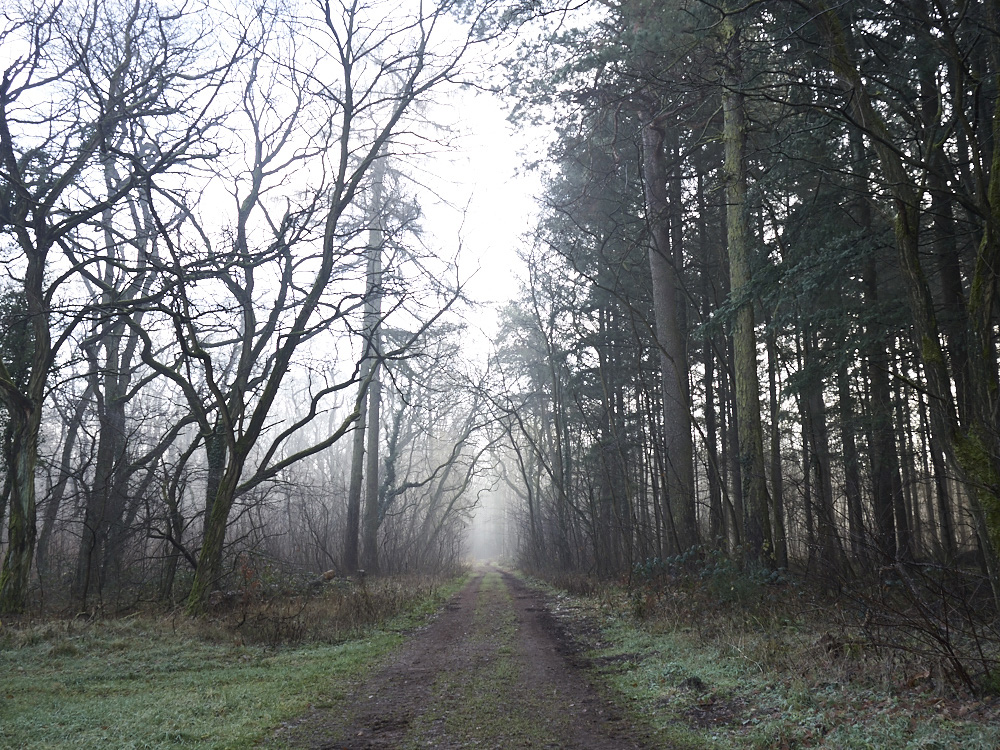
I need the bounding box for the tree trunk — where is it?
[802,329,840,579]
[186,460,243,610]
[838,362,867,565]
[640,113,698,552]
[0,405,41,613]
[893,374,915,561]
[722,339,743,549]
[722,16,772,564]
[698,171,725,547]
[75,353,130,608]
[343,372,369,574]
[766,324,788,568]
[922,390,958,561]
[800,404,815,572]
[0,249,51,614]
[361,156,385,575]
[362,363,381,574]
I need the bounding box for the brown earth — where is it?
[270,567,660,749]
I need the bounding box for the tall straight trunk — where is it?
[864,267,902,562]
[808,396,841,574]
[0,426,9,549]
[551,410,572,571]
[74,406,126,606]
[802,332,840,578]
[635,374,658,558]
[922,390,958,560]
[766,325,788,568]
[848,121,900,563]
[800,404,815,570]
[838,362,867,565]
[698,171,725,546]
[536,325,572,570]
[640,371,666,557]
[640,113,698,552]
[667,125,696,550]
[361,156,385,575]
[344,156,386,575]
[649,433,664,559]
[598,309,638,562]
[75,349,130,607]
[893,372,915,560]
[343,373,369,574]
[722,340,742,548]
[722,17,772,564]
[362,364,381,573]
[915,395,941,556]
[704,330,725,544]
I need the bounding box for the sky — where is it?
[414,85,547,559]
[418,86,543,349]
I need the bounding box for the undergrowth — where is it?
[536,552,1000,749]
[0,571,466,749]
[201,572,452,646]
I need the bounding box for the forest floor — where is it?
[269,564,1000,750]
[0,574,461,749]
[269,566,655,749]
[4,565,1000,748]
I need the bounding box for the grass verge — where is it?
[0,573,466,750]
[534,568,1000,750]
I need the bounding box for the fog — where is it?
[465,487,516,564]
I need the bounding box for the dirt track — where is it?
[273,567,657,749]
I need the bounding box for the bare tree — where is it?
[106,0,499,613]
[377,326,498,572]
[0,0,235,613]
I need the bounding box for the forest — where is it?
[2,0,1000,697]
[494,0,1000,598]
[0,0,501,617]
[6,0,1000,746]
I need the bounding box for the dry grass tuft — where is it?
[181,572,453,647]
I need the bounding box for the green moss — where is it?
[920,334,947,369]
[954,429,1000,553]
